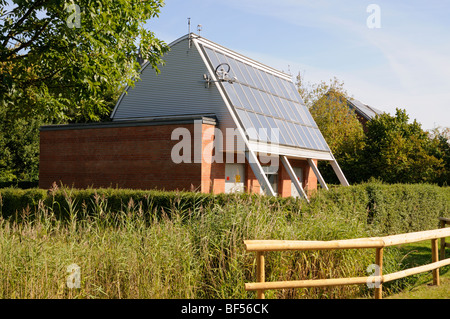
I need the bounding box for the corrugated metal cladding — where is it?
[111,36,236,132]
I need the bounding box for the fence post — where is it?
[431,238,440,286]
[440,218,446,261]
[256,251,265,299]
[374,247,383,299]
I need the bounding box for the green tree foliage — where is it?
[0,0,169,183]
[1,0,169,122]
[297,73,449,185]
[359,109,445,184]
[0,103,42,182]
[429,127,450,185]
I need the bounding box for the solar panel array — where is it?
[202,45,330,152]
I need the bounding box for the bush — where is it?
[1,182,448,233]
[0,187,46,219]
[363,182,450,234]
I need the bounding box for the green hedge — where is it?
[0,182,449,235]
[0,188,47,218]
[0,186,301,221]
[305,182,450,235]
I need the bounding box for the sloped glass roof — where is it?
[202,45,330,152]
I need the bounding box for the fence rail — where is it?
[245,220,450,299]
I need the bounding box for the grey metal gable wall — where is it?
[111,37,236,132]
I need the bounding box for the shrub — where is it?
[1,182,448,233]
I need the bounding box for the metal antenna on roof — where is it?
[197,24,202,36]
[203,63,237,88]
[188,17,191,48]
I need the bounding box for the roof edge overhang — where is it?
[40,114,217,131]
[347,100,371,121]
[246,140,334,161]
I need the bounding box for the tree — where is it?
[296,73,365,183]
[296,73,448,185]
[0,0,169,183]
[0,0,169,122]
[361,109,444,184]
[428,127,450,185]
[0,107,42,183]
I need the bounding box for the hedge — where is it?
[305,182,450,235]
[0,182,449,235]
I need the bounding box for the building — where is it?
[39,34,349,200]
[347,97,383,131]
[316,90,384,132]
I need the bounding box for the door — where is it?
[225,163,245,193]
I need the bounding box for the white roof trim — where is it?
[247,140,334,161]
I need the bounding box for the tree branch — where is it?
[2,18,52,60]
[1,0,48,48]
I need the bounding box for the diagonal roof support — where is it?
[307,158,329,190]
[281,156,309,202]
[330,158,350,186]
[245,150,276,196]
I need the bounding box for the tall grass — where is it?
[0,188,415,299]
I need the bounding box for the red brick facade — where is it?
[245,158,318,197]
[39,119,317,196]
[40,122,201,191]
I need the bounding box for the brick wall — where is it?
[289,159,318,196]
[39,123,206,191]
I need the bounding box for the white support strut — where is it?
[245,150,276,196]
[281,156,309,202]
[307,158,329,190]
[330,158,350,186]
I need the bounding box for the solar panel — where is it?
[202,45,330,152]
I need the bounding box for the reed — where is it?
[0,182,448,299]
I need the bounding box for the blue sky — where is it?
[145,0,450,131]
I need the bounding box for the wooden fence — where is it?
[440,217,450,260]
[245,220,450,299]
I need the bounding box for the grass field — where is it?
[386,241,450,299]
